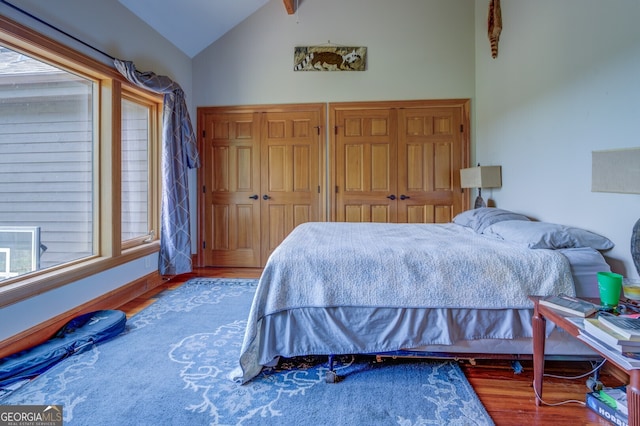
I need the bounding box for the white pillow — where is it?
[483,220,614,250]
[452,207,530,233]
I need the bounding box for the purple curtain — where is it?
[114,59,200,275]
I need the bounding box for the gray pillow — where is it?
[452,207,530,233]
[482,220,615,250]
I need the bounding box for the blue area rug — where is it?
[1,278,494,425]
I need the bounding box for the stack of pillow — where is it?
[453,207,614,251]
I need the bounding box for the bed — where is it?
[231,208,614,383]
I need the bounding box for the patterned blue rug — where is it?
[1,278,494,425]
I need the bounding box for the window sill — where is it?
[0,241,160,309]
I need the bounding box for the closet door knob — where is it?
[386,195,396,200]
[249,194,259,200]
[263,194,271,200]
[400,194,410,200]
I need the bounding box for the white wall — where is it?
[474,0,640,278]
[0,0,192,341]
[1,254,158,340]
[193,0,475,105]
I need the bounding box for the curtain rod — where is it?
[0,0,115,61]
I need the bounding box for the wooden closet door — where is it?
[261,110,322,261]
[198,104,325,268]
[201,112,262,267]
[397,107,464,223]
[331,99,469,224]
[334,108,397,222]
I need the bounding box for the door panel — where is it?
[261,110,322,261]
[397,107,463,223]
[335,109,397,222]
[202,112,261,267]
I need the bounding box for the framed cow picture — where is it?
[294,46,367,71]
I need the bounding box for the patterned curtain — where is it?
[114,59,200,276]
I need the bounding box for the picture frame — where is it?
[293,46,367,71]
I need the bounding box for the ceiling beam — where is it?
[283,0,295,15]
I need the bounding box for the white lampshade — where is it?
[460,166,502,189]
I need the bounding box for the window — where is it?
[121,96,156,247]
[0,16,162,301]
[0,47,95,277]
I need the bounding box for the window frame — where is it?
[120,93,161,250]
[0,15,162,309]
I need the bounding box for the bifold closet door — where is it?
[260,110,322,262]
[201,112,262,267]
[333,108,398,223]
[200,106,324,267]
[331,100,469,224]
[397,107,465,223]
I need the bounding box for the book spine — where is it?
[586,392,629,426]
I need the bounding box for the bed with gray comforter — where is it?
[232,209,614,383]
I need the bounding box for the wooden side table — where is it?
[530,295,640,426]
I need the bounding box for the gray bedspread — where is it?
[232,222,575,383]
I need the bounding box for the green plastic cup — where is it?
[598,271,623,307]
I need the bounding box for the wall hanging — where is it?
[294,46,367,71]
[488,0,502,58]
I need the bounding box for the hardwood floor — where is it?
[462,359,623,425]
[118,268,624,425]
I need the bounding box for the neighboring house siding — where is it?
[0,80,93,271]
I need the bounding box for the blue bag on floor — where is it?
[0,310,126,388]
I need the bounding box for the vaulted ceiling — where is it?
[118,0,296,58]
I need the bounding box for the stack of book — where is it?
[577,313,640,370]
[583,318,640,354]
[586,386,628,426]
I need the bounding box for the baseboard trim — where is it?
[0,271,167,359]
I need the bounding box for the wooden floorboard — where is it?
[120,267,624,425]
[461,359,621,425]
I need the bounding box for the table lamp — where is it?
[460,165,502,209]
